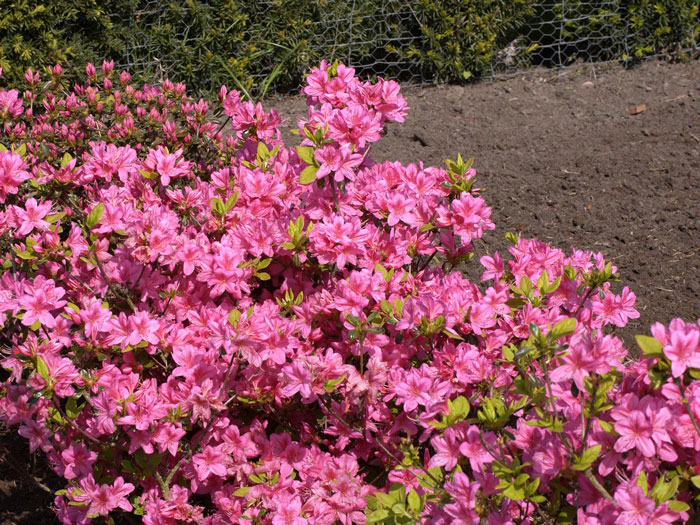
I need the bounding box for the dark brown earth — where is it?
[2,58,699,524]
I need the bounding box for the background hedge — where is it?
[0,0,697,96]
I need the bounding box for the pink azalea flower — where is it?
[614,484,656,525]
[75,475,134,516]
[272,495,308,525]
[61,442,97,479]
[80,298,112,341]
[14,197,52,236]
[0,150,31,203]
[663,328,700,377]
[192,445,228,481]
[143,146,192,185]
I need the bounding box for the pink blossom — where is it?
[61,443,97,479]
[75,475,134,516]
[14,197,52,236]
[663,327,700,378]
[0,150,31,202]
[19,275,67,328]
[79,298,112,341]
[192,445,228,481]
[143,146,192,185]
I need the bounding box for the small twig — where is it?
[573,286,596,319]
[215,115,232,135]
[679,379,700,440]
[583,469,613,501]
[57,260,95,295]
[329,177,339,214]
[416,251,437,274]
[52,399,102,446]
[92,247,136,311]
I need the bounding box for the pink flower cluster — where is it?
[1,60,699,524]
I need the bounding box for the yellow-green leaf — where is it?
[300,165,318,185]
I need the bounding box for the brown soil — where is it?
[2,58,699,523]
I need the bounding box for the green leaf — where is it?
[505,231,519,245]
[571,445,602,471]
[228,309,241,328]
[210,197,226,217]
[36,355,50,381]
[448,396,470,421]
[46,211,66,223]
[86,203,105,229]
[691,475,700,490]
[324,375,346,393]
[256,258,272,270]
[65,396,83,419]
[13,248,34,260]
[60,152,73,168]
[374,491,397,507]
[257,141,270,161]
[255,272,271,281]
[295,146,316,165]
[224,192,239,212]
[505,297,526,309]
[637,471,648,495]
[365,509,389,523]
[14,143,27,157]
[636,335,664,358]
[300,165,318,185]
[233,487,250,497]
[597,419,615,434]
[667,500,690,512]
[519,276,533,296]
[442,328,464,340]
[407,489,421,513]
[380,299,393,314]
[650,476,680,505]
[551,318,577,340]
[502,483,526,500]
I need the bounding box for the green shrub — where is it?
[627,0,699,58]
[0,0,698,96]
[0,0,135,85]
[387,0,534,81]
[523,0,699,66]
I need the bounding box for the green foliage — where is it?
[0,0,135,85]
[524,0,699,66]
[1,1,697,96]
[388,0,534,81]
[626,0,700,58]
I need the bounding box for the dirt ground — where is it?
[2,58,699,524]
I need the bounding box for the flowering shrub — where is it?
[1,60,700,524]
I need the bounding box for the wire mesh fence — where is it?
[114,0,700,93]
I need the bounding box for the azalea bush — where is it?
[1,60,700,525]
